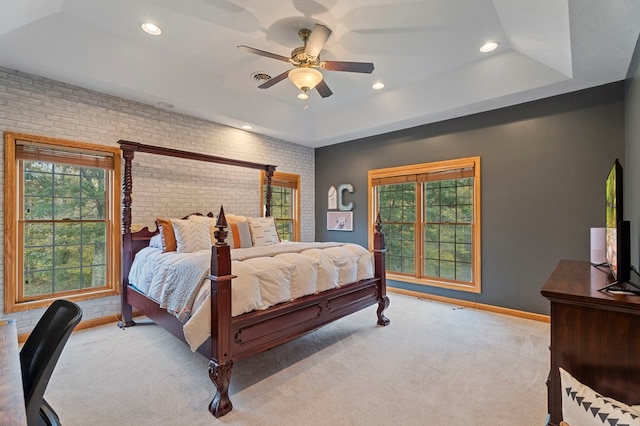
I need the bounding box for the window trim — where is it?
[260,170,301,241]
[4,132,122,313]
[368,156,481,293]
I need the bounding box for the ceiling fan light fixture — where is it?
[288,67,323,91]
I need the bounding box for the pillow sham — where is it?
[227,221,252,249]
[171,218,211,253]
[156,218,177,252]
[559,367,640,426]
[248,216,280,247]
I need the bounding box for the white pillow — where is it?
[187,214,217,243]
[559,367,640,425]
[248,216,280,247]
[171,218,211,253]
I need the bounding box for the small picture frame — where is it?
[327,211,353,231]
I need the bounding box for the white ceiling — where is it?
[1,0,639,148]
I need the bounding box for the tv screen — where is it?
[604,159,631,284]
[605,159,622,278]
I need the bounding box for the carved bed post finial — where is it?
[375,211,384,245]
[214,206,229,246]
[211,206,231,278]
[265,165,275,217]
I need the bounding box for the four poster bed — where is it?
[118,140,390,417]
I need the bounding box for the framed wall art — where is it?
[327,211,353,231]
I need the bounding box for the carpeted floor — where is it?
[46,293,550,425]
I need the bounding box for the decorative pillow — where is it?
[156,218,177,252]
[227,221,252,249]
[248,216,280,247]
[559,367,640,425]
[171,218,211,253]
[187,214,217,243]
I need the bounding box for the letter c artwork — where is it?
[337,183,354,211]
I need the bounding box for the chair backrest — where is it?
[20,299,82,425]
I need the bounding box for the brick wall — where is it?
[0,67,315,333]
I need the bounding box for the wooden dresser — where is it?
[541,260,640,426]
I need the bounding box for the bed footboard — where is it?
[206,209,389,417]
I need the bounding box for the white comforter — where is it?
[128,242,375,351]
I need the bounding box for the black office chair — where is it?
[20,299,83,426]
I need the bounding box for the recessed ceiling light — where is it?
[140,22,162,36]
[372,82,385,90]
[297,92,309,100]
[480,42,498,53]
[241,125,253,130]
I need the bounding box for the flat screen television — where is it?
[603,159,637,291]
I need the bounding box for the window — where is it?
[261,171,300,241]
[368,157,481,293]
[4,132,121,312]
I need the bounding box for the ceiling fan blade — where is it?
[305,24,332,57]
[238,45,290,63]
[257,70,291,89]
[315,80,333,98]
[322,61,375,73]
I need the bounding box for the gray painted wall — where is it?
[626,35,640,270]
[316,83,626,315]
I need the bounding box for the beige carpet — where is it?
[46,293,550,425]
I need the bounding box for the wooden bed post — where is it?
[264,165,275,217]
[120,145,136,327]
[373,212,390,326]
[207,206,236,418]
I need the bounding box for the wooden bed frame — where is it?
[117,140,390,417]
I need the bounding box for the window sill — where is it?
[386,273,481,294]
[5,288,119,313]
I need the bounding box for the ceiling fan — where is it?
[238,24,375,99]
